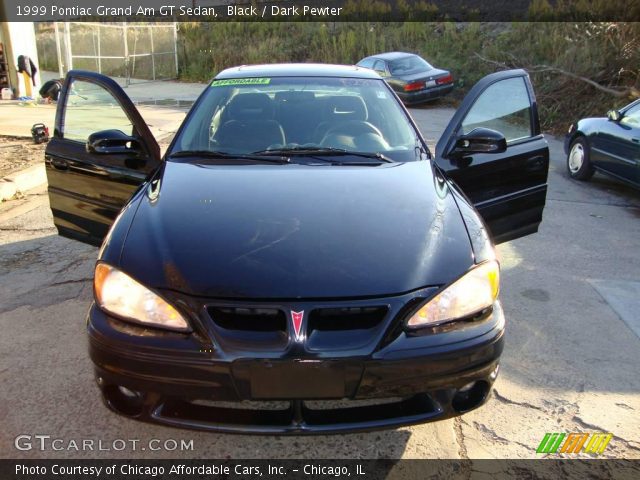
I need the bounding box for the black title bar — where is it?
[1,0,640,22]
[2,460,640,480]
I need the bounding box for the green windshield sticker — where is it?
[211,78,271,87]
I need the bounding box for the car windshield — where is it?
[389,56,433,75]
[169,76,423,163]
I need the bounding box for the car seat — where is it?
[274,91,317,145]
[313,96,369,143]
[214,93,286,152]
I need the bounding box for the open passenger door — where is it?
[45,70,161,246]
[435,69,549,244]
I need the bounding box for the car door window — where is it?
[63,79,133,142]
[621,104,640,127]
[373,60,387,76]
[461,77,532,143]
[358,58,375,69]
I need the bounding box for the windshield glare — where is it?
[171,76,422,162]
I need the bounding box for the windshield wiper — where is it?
[252,147,394,164]
[168,150,290,164]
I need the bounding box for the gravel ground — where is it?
[0,136,46,179]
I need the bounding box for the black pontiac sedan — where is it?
[565,99,640,188]
[357,52,454,104]
[45,64,548,434]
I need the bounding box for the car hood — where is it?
[119,160,474,299]
[575,117,607,129]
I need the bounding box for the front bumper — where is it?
[88,296,504,434]
[397,83,454,105]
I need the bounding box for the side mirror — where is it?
[450,127,507,157]
[87,129,141,155]
[607,110,621,122]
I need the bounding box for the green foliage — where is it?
[178,21,638,132]
[530,0,640,22]
[35,20,639,133]
[482,22,640,130]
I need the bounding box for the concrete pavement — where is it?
[0,164,48,202]
[0,104,639,463]
[0,97,191,141]
[0,72,204,139]
[0,74,202,200]
[40,70,208,103]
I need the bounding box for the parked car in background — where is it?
[356,52,454,105]
[45,64,548,434]
[565,99,640,188]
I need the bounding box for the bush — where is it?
[36,21,639,133]
[178,21,639,132]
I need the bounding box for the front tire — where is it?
[567,137,594,181]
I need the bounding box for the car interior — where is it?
[207,89,407,154]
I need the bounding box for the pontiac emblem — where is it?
[291,310,304,340]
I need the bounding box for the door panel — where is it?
[45,71,160,245]
[592,103,640,185]
[435,69,549,244]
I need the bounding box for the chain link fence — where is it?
[36,22,178,85]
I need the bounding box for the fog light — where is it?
[490,364,500,380]
[118,386,139,399]
[458,381,476,393]
[452,381,490,413]
[103,385,145,417]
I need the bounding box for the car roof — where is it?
[215,63,381,80]
[365,52,417,61]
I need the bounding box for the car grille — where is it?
[209,307,286,332]
[307,306,388,351]
[207,307,289,350]
[308,307,387,331]
[206,305,389,352]
[153,394,442,433]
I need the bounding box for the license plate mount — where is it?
[249,360,346,399]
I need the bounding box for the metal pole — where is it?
[97,26,102,74]
[131,27,138,80]
[64,22,73,71]
[149,26,156,81]
[123,22,129,86]
[173,22,178,78]
[53,22,64,77]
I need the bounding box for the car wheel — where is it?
[567,137,595,181]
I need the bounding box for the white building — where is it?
[0,21,40,98]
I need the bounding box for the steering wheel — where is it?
[323,120,384,140]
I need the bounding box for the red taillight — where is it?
[404,81,425,92]
[436,74,453,85]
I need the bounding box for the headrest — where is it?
[226,93,274,121]
[325,96,368,121]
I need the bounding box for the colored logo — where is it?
[291,311,304,340]
[536,432,612,455]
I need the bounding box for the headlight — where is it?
[406,261,500,328]
[94,263,190,332]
